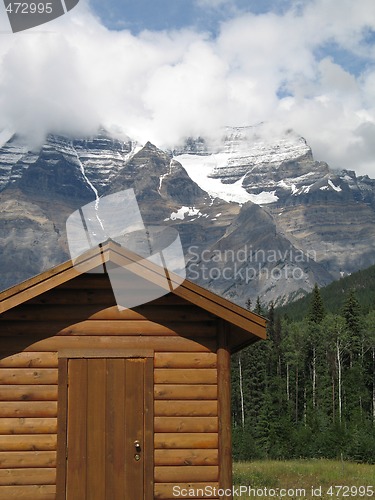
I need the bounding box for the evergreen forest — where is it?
[231,273,375,463]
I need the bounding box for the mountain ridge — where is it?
[0,126,374,307]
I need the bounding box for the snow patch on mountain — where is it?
[174,126,313,204]
[173,153,278,204]
[165,206,204,221]
[328,179,342,192]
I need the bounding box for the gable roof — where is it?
[0,240,266,351]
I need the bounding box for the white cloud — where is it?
[0,0,374,176]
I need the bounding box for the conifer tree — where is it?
[342,289,362,338]
[254,296,263,315]
[308,283,325,323]
[267,302,275,340]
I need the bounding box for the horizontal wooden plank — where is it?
[154,417,218,433]
[0,336,216,353]
[54,275,112,289]
[0,485,56,499]
[154,483,219,499]
[154,369,217,385]
[0,418,57,435]
[0,468,56,486]
[154,449,218,466]
[58,348,154,359]
[0,402,57,418]
[0,386,57,401]
[0,451,56,468]
[0,369,57,385]
[154,352,217,368]
[0,320,215,337]
[155,466,219,483]
[155,401,217,417]
[147,295,190,306]
[155,385,217,400]
[155,433,218,449]
[27,289,116,306]
[0,353,57,368]
[1,305,214,323]
[0,435,56,451]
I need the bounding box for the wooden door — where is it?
[57,357,153,500]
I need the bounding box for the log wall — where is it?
[0,274,225,500]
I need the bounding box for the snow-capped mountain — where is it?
[174,125,372,206]
[0,132,138,196]
[0,126,374,307]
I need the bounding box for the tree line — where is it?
[231,287,375,463]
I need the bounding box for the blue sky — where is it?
[0,0,375,176]
[88,0,292,33]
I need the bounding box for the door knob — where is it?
[134,440,141,452]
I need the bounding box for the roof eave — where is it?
[0,241,267,345]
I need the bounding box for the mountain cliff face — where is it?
[1,126,374,307]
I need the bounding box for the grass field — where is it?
[233,460,375,499]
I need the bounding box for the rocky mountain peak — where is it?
[158,159,209,206]
[15,140,96,202]
[0,126,374,307]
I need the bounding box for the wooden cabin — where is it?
[0,241,266,500]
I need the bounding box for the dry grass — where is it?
[233,460,374,499]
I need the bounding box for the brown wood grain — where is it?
[154,369,217,384]
[58,348,154,359]
[0,451,56,469]
[154,433,218,449]
[0,435,56,452]
[144,357,154,500]
[0,468,56,485]
[217,322,233,498]
[0,386,57,401]
[154,465,219,482]
[0,419,57,435]
[66,359,87,500]
[154,482,219,499]
[28,289,116,306]
[0,335,216,353]
[124,358,145,500]
[0,320,215,337]
[86,359,106,500]
[0,353,57,368]
[154,352,217,368]
[154,417,218,433]
[154,400,217,417]
[55,358,68,500]
[0,402,57,418]
[154,449,218,466]
[105,358,125,500]
[54,275,112,290]
[0,485,56,499]
[154,385,217,400]
[0,305,214,323]
[0,369,57,385]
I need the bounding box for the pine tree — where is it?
[308,283,325,324]
[342,290,362,339]
[267,302,275,340]
[254,296,263,315]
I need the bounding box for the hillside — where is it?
[277,263,375,320]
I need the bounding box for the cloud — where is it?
[0,0,374,176]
